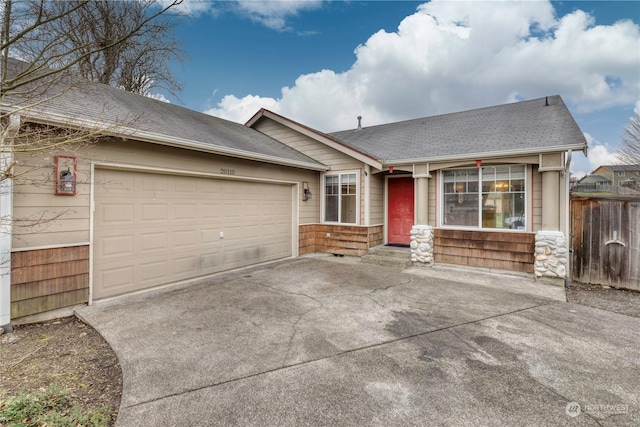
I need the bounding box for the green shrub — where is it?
[0,385,111,427]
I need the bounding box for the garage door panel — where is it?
[100,265,135,290]
[140,261,168,282]
[174,230,198,247]
[175,204,197,220]
[93,169,293,299]
[140,232,168,252]
[101,235,134,257]
[141,203,169,221]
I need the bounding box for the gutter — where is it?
[381,143,588,167]
[1,107,330,172]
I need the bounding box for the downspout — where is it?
[1,114,20,332]
[565,149,572,286]
[364,164,370,226]
[565,149,572,236]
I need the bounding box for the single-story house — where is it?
[1,58,588,328]
[247,95,587,275]
[575,174,612,188]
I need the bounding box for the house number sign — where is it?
[220,168,235,175]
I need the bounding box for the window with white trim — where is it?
[323,172,357,224]
[442,165,526,230]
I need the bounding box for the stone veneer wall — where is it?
[534,230,568,279]
[410,225,434,266]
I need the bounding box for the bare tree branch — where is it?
[617,113,640,165]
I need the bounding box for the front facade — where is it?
[1,69,588,328]
[248,95,587,279]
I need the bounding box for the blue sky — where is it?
[158,1,640,177]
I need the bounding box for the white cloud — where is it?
[232,0,323,31]
[147,92,171,103]
[574,133,621,175]
[204,94,280,121]
[206,0,640,132]
[173,0,322,30]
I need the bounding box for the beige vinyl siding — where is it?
[13,157,92,247]
[428,175,437,226]
[369,173,385,225]
[532,166,542,232]
[254,118,369,224]
[254,120,360,170]
[13,137,319,249]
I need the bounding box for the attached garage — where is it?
[92,167,295,299]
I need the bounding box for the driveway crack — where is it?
[122,301,554,411]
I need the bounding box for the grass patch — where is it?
[0,385,111,427]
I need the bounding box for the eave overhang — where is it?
[3,107,329,172]
[246,109,383,170]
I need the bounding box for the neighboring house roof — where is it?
[594,165,640,173]
[580,175,611,184]
[2,58,326,171]
[329,95,588,165]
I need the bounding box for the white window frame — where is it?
[321,170,360,224]
[439,164,528,231]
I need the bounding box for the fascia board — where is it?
[12,109,329,171]
[253,110,383,170]
[382,144,588,167]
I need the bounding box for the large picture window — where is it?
[324,172,357,224]
[442,165,526,230]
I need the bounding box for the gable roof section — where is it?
[580,174,611,183]
[595,165,640,173]
[246,109,383,170]
[2,58,326,171]
[330,95,588,165]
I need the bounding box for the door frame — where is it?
[384,174,415,245]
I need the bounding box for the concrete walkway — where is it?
[76,255,640,426]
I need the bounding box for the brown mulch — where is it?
[0,316,122,426]
[0,281,637,427]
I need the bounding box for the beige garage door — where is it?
[93,168,293,299]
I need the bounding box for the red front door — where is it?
[388,177,414,245]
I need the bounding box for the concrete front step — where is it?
[361,245,411,268]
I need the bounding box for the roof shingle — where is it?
[330,95,587,163]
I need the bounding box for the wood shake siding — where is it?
[299,224,384,256]
[433,229,535,273]
[11,246,89,318]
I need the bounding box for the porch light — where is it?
[55,155,77,196]
[302,181,312,201]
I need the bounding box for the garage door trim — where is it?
[89,162,300,304]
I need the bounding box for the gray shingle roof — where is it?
[329,95,587,163]
[598,165,640,172]
[2,58,323,169]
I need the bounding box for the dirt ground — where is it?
[0,316,122,426]
[0,280,638,427]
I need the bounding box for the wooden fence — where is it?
[570,195,640,290]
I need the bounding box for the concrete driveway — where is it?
[76,255,640,426]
